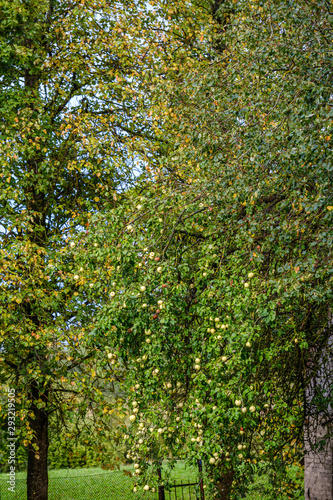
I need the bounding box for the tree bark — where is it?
[304,420,333,500]
[209,467,234,500]
[216,470,234,500]
[27,384,49,500]
[304,337,333,500]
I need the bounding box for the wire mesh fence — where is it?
[157,461,204,500]
[161,481,203,500]
[0,463,303,500]
[0,470,156,500]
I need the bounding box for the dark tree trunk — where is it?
[215,470,234,500]
[24,31,49,500]
[27,384,49,500]
[208,467,234,500]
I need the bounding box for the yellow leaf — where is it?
[327,206,333,211]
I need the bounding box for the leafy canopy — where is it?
[82,0,333,497]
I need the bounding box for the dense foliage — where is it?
[0,0,155,496]
[0,0,213,498]
[79,0,333,498]
[1,0,333,498]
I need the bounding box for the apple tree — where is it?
[82,0,333,498]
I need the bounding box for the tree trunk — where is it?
[215,469,234,500]
[304,420,333,500]
[25,45,49,500]
[304,337,333,500]
[27,385,49,500]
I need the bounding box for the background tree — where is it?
[0,0,164,498]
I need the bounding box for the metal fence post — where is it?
[197,459,205,500]
[158,465,165,500]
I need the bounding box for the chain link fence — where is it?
[0,470,155,500]
[0,465,303,500]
